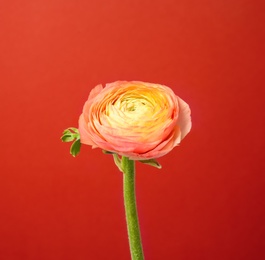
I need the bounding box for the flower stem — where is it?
[122,156,144,260]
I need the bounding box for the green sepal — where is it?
[102,150,115,155]
[113,154,123,172]
[102,150,123,172]
[139,159,162,169]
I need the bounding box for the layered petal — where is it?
[78,81,191,160]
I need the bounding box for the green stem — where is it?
[121,156,144,260]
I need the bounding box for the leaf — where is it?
[139,159,162,169]
[61,127,82,156]
[62,127,79,135]
[67,127,79,134]
[63,129,71,135]
[61,134,75,142]
[70,139,81,157]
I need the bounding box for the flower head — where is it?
[79,81,191,160]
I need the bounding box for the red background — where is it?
[0,0,264,259]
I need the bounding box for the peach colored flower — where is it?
[78,81,191,160]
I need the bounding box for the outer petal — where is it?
[119,126,181,160]
[177,97,192,139]
[78,114,98,147]
[88,84,103,99]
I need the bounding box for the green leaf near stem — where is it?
[61,127,81,157]
[70,139,81,157]
[61,134,75,142]
[63,127,79,134]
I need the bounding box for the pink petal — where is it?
[177,97,192,139]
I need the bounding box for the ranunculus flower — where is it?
[78,81,191,160]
